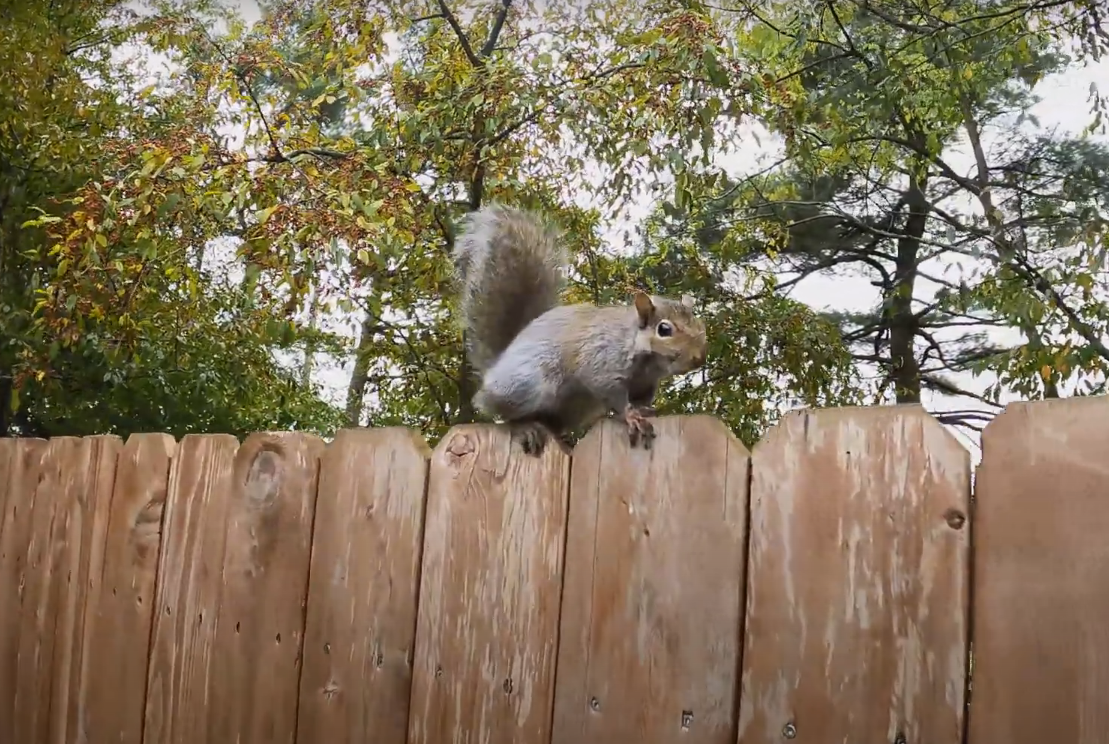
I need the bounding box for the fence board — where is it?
[407,424,571,744]
[144,434,239,744]
[82,433,175,744]
[0,439,11,543]
[12,438,65,744]
[551,415,749,744]
[11,436,64,744]
[207,432,323,744]
[968,398,1109,744]
[0,438,48,742]
[737,406,970,744]
[11,436,122,744]
[297,428,430,744]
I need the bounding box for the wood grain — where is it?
[0,439,10,547]
[143,434,239,744]
[737,406,970,744]
[0,438,47,743]
[297,428,430,744]
[207,432,323,744]
[968,398,1109,744]
[10,436,122,744]
[11,435,64,744]
[550,415,749,744]
[82,433,175,744]
[407,424,571,744]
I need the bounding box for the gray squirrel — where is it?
[452,203,708,454]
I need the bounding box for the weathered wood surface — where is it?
[13,402,1109,744]
[34,439,122,744]
[14,436,122,744]
[143,434,239,744]
[208,432,323,744]
[12,437,67,744]
[551,416,749,744]
[968,398,1109,744]
[737,406,971,744]
[83,434,175,744]
[407,424,571,744]
[297,428,430,744]
[0,438,47,743]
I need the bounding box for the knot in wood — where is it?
[245,448,283,507]
[446,433,476,459]
[943,508,966,530]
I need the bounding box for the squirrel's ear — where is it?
[680,294,695,309]
[632,290,654,327]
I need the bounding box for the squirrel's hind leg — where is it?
[509,410,577,455]
[473,344,567,456]
[509,419,556,456]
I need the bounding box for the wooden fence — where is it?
[0,399,1106,744]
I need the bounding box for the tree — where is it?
[175,0,863,445]
[1,0,345,438]
[663,0,1109,437]
[335,0,767,434]
[6,0,866,446]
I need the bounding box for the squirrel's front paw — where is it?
[624,406,656,450]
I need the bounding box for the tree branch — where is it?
[434,0,482,66]
[481,0,512,57]
[958,91,1109,363]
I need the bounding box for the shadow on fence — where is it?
[0,399,1106,744]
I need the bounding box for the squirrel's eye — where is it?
[656,320,673,337]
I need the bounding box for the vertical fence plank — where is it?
[0,438,48,742]
[144,434,239,744]
[0,438,14,741]
[407,424,571,744]
[968,398,1109,744]
[82,433,176,744]
[9,435,122,744]
[11,436,65,744]
[737,406,970,744]
[0,439,11,542]
[61,436,125,744]
[551,416,749,744]
[207,432,323,744]
[297,428,430,744]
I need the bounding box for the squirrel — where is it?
[452,203,708,455]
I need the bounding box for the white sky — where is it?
[183,1,1109,459]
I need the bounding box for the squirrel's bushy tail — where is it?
[452,204,567,374]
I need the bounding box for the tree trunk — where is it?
[0,373,10,437]
[301,287,320,387]
[1022,325,1060,398]
[344,312,378,427]
[887,174,927,404]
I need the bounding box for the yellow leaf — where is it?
[1040,364,1052,381]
